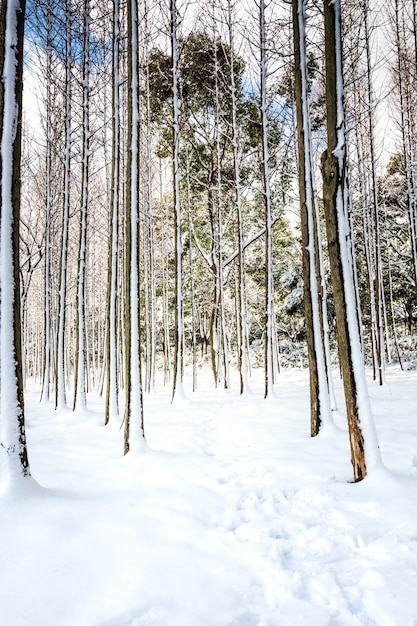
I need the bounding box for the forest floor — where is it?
[1,366,417,626]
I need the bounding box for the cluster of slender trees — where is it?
[1,0,417,484]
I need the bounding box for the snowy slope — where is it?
[1,366,417,626]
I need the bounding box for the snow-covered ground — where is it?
[1,366,417,626]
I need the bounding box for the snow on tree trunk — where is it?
[321,0,381,481]
[185,153,198,392]
[105,0,120,424]
[73,0,90,413]
[363,1,385,386]
[393,0,417,304]
[124,0,145,453]
[227,0,249,395]
[293,0,333,432]
[40,5,53,404]
[171,0,185,402]
[55,0,72,411]
[0,0,30,484]
[260,0,275,399]
[217,166,230,390]
[143,3,157,395]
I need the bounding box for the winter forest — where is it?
[1,0,417,624]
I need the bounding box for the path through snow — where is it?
[1,367,417,625]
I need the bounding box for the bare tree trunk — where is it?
[171,0,185,401]
[41,3,53,403]
[321,0,380,481]
[73,0,90,412]
[105,0,120,424]
[393,0,417,300]
[143,3,157,394]
[227,0,249,394]
[260,0,274,399]
[363,0,385,385]
[55,0,72,411]
[185,155,198,392]
[124,0,145,453]
[293,0,332,433]
[0,0,31,482]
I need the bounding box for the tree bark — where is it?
[322,0,380,481]
[55,0,72,410]
[171,0,184,401]
[260,0,274,399]
[105,0,120,424]
[227,0,249,394]
[0,0,30,481]
[73,0,90,412]
[124,0,145,453]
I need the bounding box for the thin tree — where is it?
[226,0,249,394]
[292,0,332,433]
[124,0,145,452]
[55,0,72,410]
[105,0,121,424]
[40,0,53,403]
[185,151,198,392]
[363,0,385,385]
[73,0,90,412]
[213,22,230,390]
[259,0,274,398]
[392,0,417,299]
[171,0,185,401]
[143,0,157,394]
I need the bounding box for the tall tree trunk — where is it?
[211,16,230,390]
[0,0,30,482]
[41,3,53,403]
[160,164,171,385]
[321,0,380,481]
[185,157,198,392]
[124,0,145,453]
[73,0,90,412]
[55,0,72,410]
[171,0,184,401]
[293,0,332,433]
[393,0,417,300]
[105,0,120,424]
[143,3,157,394]
[260,0,274,399]
[227,0,249,394]
[216,110,230,391]
[363,0,385,385]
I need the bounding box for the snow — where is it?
[1,365,417,625]
[0,0,27,483]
